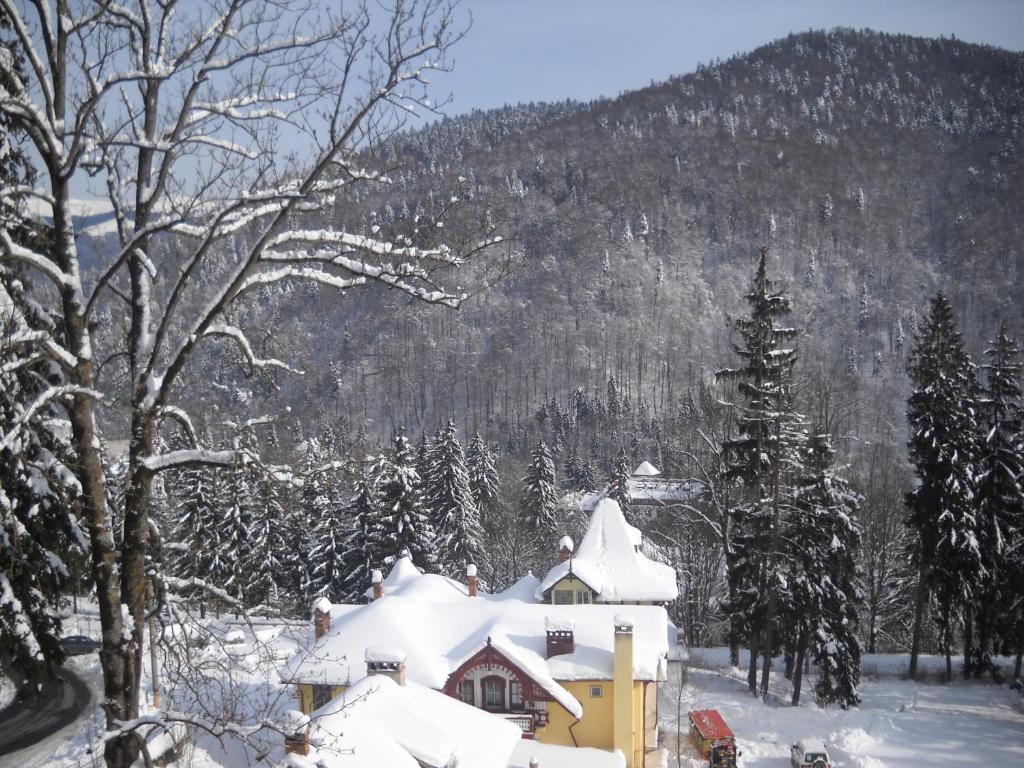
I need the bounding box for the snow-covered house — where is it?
[536,499,678,607]
[281,563,670,768]
[580,462,700,511]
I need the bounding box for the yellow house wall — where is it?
[535,679,647,759]
[548,576,595,603]
[297,683,347,715]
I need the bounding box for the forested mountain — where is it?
[121,27,1021,465]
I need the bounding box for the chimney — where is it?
[283,710,311,756]
[371,569,384,600]
[558,535,574,563]
[312,597,332,640]
[529,759,540,768]
[613,615,635,768]
[366,647,407,685]
[545,616,575,658]
[467,563,478,597]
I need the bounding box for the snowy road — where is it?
[662,655,1024,768]
[0,666,95,768]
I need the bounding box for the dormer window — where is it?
[482,676,505,710]
[553,588,574,604]
[458,678,475,705]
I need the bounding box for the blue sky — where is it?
[428,0,1024,114]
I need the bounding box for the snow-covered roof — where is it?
[281,573,670,720]
[508,740,627,768]
[538,499,678,604]
[632,460,660,476]
[489,572,541,603]
[288,674,520,768]
[361,552,471,601]
[580,478,701,510]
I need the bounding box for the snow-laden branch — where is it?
[203,324,304,375]
[236,267,365,296]
[139,449,238,474]
[0,385,104,453]
[0,230,73,289]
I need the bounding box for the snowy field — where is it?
[661,649,1024,768]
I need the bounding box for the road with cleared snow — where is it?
[0,667,94,767]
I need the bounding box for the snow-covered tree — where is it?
[521,439,558,536]
[0,3,481,761]
[425,421,483,577]
[789,434,863,708]
[975,323,1023,674]
[467,432,501,517]
[905,292,982,682]
[246,472,289,609]
[607,447,632,512]
[377,433,437,571]
[339,465,388,603]
[717,246,801,698]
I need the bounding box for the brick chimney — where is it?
[545,616,575,658]
[283,710,311,756]
[366,647,407,686]
[558,535,574,563]
[467,563,478,597]
[312,597,332,640]
[371,568,384,600]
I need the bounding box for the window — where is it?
[553,589,574,605]
[576,590,591,604]
[589,684,603,698]
[510,681,524,709]
[312,684,333,710]
[482,676,505,710]
[458,679,475,706]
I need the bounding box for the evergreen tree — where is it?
[975,323,1024,675]
[563,444,584,492]
[339,466,387,602]
[790,434,863,708]
[220,454,257,601]
[466,432,501,517]
[607,447,632,512]
[0,267,83,689]
[168,463,220,585]
[905,292,982,682]
[377,432,438,570]
[579,460,599,493]
[425,421,483,577]
[246,472,289,608]
[521,439,559,536]
[716,246,801,698]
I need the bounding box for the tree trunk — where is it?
[868,600,878,655]
[944,610,953,683]
[975,603,991,679]
[908,556,928,680]
[791,630,808,706]
[1014,637,1022,681]
[747,640,759,694]
[962,605,974,681]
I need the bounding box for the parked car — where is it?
[61,635,100,655]
[790,738,832,768]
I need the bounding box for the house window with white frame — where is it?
[458,678,475,705]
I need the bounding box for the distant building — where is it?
[579,461,701,512]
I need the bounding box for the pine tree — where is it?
[563,444,584,491]
[1,267,83,688]
[716,246,801,698]
[377,433,438,570]
[466,433,501,517]
[339,466,388,602]
[975,323,1024,675]
[220,454,258,601]
[425,420,483,577]
[789,434,863,708]
[905,292,982,682]
[246,472,289,609]
[607,447,632,512]
[521,439,558,536]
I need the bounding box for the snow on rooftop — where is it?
[363,552,423,599]
[508,740,627,768]
[366,646,407,664]
[545,615,575,632]
[632,460,660,476]
[282,572,670,721]
[302,675,520,768]
[488,572,541,603]
[538,499,678,604]
[559,535,575,552]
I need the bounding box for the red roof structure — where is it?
[688,709,735,741]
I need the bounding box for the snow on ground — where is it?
[662,648,1024,768]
